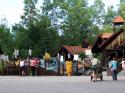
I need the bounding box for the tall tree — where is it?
[0,18,13,56]
[118,1,125,18]
[42,0,94,45]
[91,0,105,26]
[103,6,117,26]
[21,0,39,27]
[14,0,60,57]
[120,0,125,3]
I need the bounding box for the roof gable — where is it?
[101,33,113,39]
[113,16,125,23]
[92,33,113,53]
[62,45,90,56]
[63,45,84,55]
[100,29,125,50]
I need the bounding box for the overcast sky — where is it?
[0,0,120,26]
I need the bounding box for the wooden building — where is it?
[92,16,125,74]
[56,39,91,61]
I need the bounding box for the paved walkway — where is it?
[0,75,125,93]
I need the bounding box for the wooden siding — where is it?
[106,31,125,49]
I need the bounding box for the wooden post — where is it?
[122,50,124,57]
[76,60,78,75]
[1,59,4,75]
[57,57,60,76]
[62,62,64,75]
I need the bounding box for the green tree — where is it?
[103,6,117,26]
[2,0,120,59]
[21,0,39,27]
[0,18,13,56]
[91,0,105,26]
[43,0,93,45]
[118,1,125,19]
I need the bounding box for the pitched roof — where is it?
[101,33,113,39]
[91,33,113,53]
[63,45,90,55]
[99,29,124,49]
[112,16,125,23]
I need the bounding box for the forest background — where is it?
[0,0,125,58]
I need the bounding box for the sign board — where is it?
[68,53,71,58]
[85,49,92,55]
[73,54,78,60]
[60,56,64,63]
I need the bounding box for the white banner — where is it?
[74,55,78,60]
[68,53,71,58]
[60,56,64,63]
[85,50,92,55]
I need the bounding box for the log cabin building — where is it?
[92,16,125,73]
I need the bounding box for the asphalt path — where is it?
[0,76,125,93]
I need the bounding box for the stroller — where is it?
[91,66,103,81]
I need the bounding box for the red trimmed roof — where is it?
[63,45,90,55]
[112,16,125,23]
[91,33,113,53]
[99,29,124,49]
[101,33,113,39]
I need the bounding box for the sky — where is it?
[0,0,120,26]
[0,0,24,26]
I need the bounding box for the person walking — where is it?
[19,59,25,76]
[91,57,100,82]
[109,57,118,81]
[66,58,72,76]
[30,58,38,76]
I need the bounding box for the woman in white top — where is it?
[20,59,25,76]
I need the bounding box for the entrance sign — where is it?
[68,53,71,58]
[85,49,92,55]
[73,54,78,60]
[60,56,64,63]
